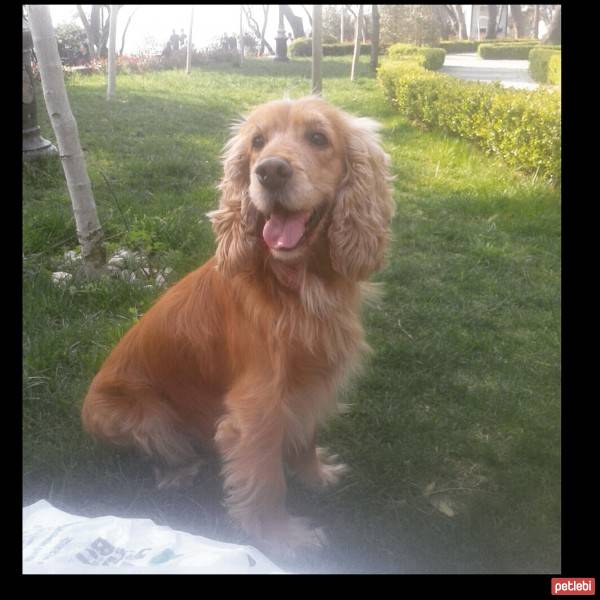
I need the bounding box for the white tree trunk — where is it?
[28,5,105,273]
[311,4,322,95]
[186,6,194,74]
[239,4,244,64]
[340,5,344,42]
[107,5,119,100]
[350,5,363,81]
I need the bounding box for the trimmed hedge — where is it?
[437,40,481,53]
[437,38,541,54]
[378,59,561,181]
[288,37,372,57]
[529,47,562,84]
[548,54,561,86]
[478,42,540,59]
[387,43,446,70]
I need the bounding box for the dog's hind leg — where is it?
[82,378,203,488]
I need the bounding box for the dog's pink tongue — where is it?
[263,210,311,250]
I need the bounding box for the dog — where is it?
[82,96,395,555]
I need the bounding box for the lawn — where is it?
[22,55,561,574]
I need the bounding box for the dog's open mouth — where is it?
[262,206,322,251]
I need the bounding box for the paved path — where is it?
[440,53,538,90]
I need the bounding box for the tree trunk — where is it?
[301,4,312,28]
[542,5,561,44]
[239,5,244,65]
[311,4,322,95]
[243,5,274,56]
[361,10,367,43]
[119,7,139,56]
[485,5,498,39]
[453,5,468,40]
[510,5,526,38]
[106,5,119,100]
[259,5,271,55]
[533,5,540,39]
[76,5,97,59]
[186,6,193,74]
[442,5,459,39]
[370,5,380,71]
[280,5,305,39]
[350,5,363,82]
[28,5,105,274]
[340,5,345,42]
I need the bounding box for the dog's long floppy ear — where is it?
[329,116,395,281]
[207,121,261,277]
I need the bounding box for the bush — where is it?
[548,54,561,86]
[387,43,446,70]
[437,40,481,53]
[288,37,372,57]
[529,47,562,84]
[378,59,561,181]
[437,38,540,54]
[478,42,540,60]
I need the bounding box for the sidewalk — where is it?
[440,52,538,90]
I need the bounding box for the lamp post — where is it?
[274,5,289,61]
[23,18,57,161]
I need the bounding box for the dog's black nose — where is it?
[255,157,293,191]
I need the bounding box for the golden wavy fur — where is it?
[81,96,395,555]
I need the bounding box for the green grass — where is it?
[23,56,560,574]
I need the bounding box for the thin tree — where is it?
[370,4,380,71]
[311,4,322,95]
[442,5,460,39]
[485,5,498,39]
[280,5,306,38]
[106,5,120,100]
[510,5,527,38]
[350,4,363,82]
[77,5,110,58]
[453,5,468,40]
[119,6,139,56]
[239,4,244,65]
[186,6,194,74]
[532,5,540,39]
[28,5,105,274]
[242,5,274,55]
[542,5,561,45]
[340,5,345,42]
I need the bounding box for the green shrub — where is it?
[437,38,540,54]
[548,54,561,86]
[529,47,562,83]
[288,37,312,57]
[478,42,540,59]
[288,38,372,57]
[378,60,561,181]
[437,40,481,53]
[387,43,446,70]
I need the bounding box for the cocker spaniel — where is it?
[82,96,395,555]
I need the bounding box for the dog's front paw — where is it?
[297,447,349,489]
[261,517,328,561]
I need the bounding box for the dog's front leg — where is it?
[214,395,325,556]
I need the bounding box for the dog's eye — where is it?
[307,132,328,147]
[252,134,265,149]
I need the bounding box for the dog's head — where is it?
[209,96,394,283]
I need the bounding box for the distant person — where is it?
[179,28,187,48]
[169,29,180,51]
[76,42,90,65]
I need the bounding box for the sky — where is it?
[49,5,315,55]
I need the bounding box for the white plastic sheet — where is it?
[23,500,286,574]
